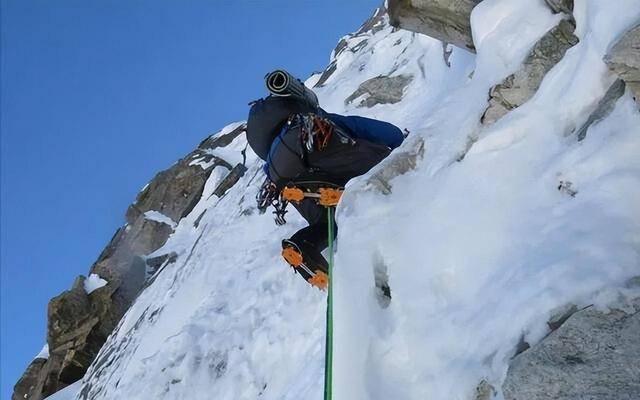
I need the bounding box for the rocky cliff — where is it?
[13,124,246,400]
[503,287,640,400]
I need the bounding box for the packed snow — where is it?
[331,2,640,399]
[189,121,247,170]
[83,274,108,295]
[50,1,640,400]
[35,344,49,360]
[45,382,81,400]
[143,210,178,229]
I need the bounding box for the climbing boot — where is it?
[281,239,329,290]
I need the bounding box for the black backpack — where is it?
[246,96,318,160]
[247,95,393,188]
[264,113,392,188]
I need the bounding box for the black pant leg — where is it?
[290,199,337,253]
[283,199,337,274]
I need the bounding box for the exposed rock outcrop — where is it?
[604,23,640,105]
[145,251,178,277]
[503,297,640,400]
[345,74,413,107]
[481,19,579,124]
[13,124,247,400]
[474,380,496,400]
[544,0,573,15]
[314,6,388,88]
[12,358,47,400]
[12,276,115,400]
[575,78,626,141]
[367,136,424,194]
[388,0,482,52]
[546,303,579,331]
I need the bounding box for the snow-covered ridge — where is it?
[43,2,640,400]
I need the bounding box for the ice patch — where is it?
[84,273,108,294]
[35,344,49,360]
[143,210,178,229]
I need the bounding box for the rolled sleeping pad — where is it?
[265,69,319,108]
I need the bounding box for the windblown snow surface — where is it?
[51,1,640,400]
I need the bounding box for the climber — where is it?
[247,70,404,290]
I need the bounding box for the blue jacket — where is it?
[325,113,404,149]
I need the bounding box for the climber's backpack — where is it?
[246,95,404,188]
[246,95,318,161]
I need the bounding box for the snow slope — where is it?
[55,2,640,400]
[333,2,640,399]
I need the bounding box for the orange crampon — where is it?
[282,246,304,266]
[308,270,329,291]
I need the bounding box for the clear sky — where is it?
[0,0,380,396]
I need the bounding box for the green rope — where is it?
[324,207,335,400]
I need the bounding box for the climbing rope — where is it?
[324,206,335,400]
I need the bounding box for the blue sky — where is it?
[0,0,380,396]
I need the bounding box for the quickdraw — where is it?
[281,185,343,207]
[256,177,288,225]
[296,114,334,153]
[256,177,278,212]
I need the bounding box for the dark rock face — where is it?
[605,23,640,105]
[12,358,47,400]
[145,251,178,276]
[482,19,579,124]
[314,6,388,88]
[544,0,574,14]
[13,276,117,399]
[575,78,626,141]
[546,303,579,331]
[474,380,496,400]
[503,297,640,400]
[47,278,117,392]
[388,0,482,52]
[367,136,424,195]
[345,74,414,107]
[47,277,94,351]
[13,124,246,400]
[213,163,248,197]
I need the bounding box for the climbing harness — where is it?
[324,206,335,400]
[258,181,343,225]
[281,185,343,207]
